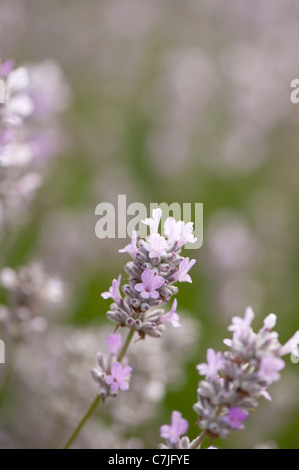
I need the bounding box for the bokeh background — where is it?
[0,0,298,448]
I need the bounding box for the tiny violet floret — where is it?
[258,355,285,384]
[134,269,165,299]
[224,407,249,430]
[142,208,162,235]
[105,362,132,393]
[101,274,122,304]
[119,230,138,258]
[160,411,189,445]
[144,234,168,258]
[172,257,196,283]
[160,298,181,327]
[197,348,223,379]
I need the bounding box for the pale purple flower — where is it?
[101,274,122,304]
[226,306,255,345]
[280,331,299,356]
[160,411,189,445]
[4,67,34,123]
[105,361,132,393]
[142,208,162,235]
[172,257,196,283]
[263,313,277,330]
[160,299,181,327]
[6,67,29,94]
[27,60,71,118]
[119,230,138,258]
[135,269,165,299]
[164,217,183,244]
[144,234,168,258]
[197,349,223,379]
[176,222,197,248]
[164,218,197,247]
[258,355,285,385]
[224,407,249,430]
[106,333,122,356]
[259,389,272,401]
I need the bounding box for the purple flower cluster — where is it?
[91,333,132,398]
[101,209,196,339]
[193,307,299,439]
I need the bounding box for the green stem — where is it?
[117,328,135,363]
[189,431,208,449]
[62,328,135,449]
[63,395,101,449]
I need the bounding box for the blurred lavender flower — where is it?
[0,262,63,340]
[196,349,223,379]
[160,410,189,446]
[103,208,196,339]
[223,407,249,430]
[106,333,122,356]
[0,58,70,234]
[193,307,299,440]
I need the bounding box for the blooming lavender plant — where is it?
[158,307,299,449]
[102,208,196,340]
[63,209,197,448]
[192,307,299,444]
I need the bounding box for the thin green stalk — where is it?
[63,394,101,449]
[117,327,135,363]
[62,328,135,449]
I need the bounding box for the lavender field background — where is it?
[0,0,298,449]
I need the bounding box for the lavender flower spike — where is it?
[103,208,197,339]
[193,307,299,440]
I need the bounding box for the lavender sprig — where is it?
[63,209,197,448]
[158,307,299,449]
[102,208,197,339]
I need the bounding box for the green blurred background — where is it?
[1,0,298,448]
